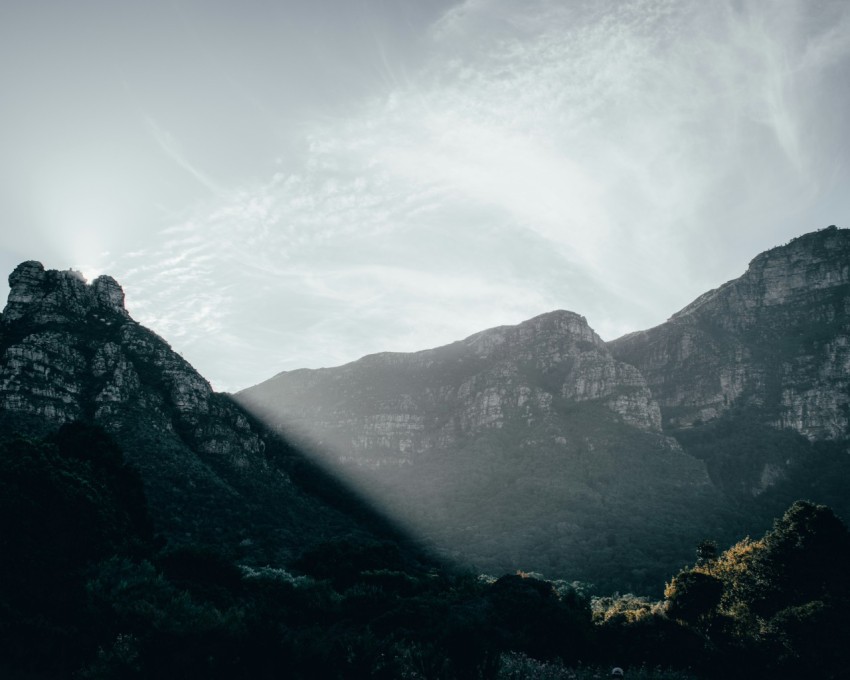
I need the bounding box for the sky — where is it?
[1,0,848,392]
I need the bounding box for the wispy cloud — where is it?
[112,0,850,392]
[144,116,224,194]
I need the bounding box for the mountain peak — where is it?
[667,226,849,322]
[458,309,600,358]
[0,259,398,562]
[749,224,846,269]
[609,226,850,437]
[3,260,128,325]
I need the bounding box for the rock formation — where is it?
[608,226,850,441]
[0,262,397,562]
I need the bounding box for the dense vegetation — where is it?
[1,423,847,679]
[324,400,725,597]
[673,409,850,545]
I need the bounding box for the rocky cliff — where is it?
[608,226,850,441]
[240,310,666,464]
[0,261,400,562]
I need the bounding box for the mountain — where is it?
[238,226,850,592]
[237,312,725,593]
[609,226,850,439]
[0,261,406,564]
[609,227,850,513]
[3,226,845,594]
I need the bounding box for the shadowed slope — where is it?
[0,261,423,566]
[238,310,724,593]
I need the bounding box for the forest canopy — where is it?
[1,424,848,679]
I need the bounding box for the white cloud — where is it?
[106,0,850,391]
[145,116,224,194]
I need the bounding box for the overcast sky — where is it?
[1,0,848,391]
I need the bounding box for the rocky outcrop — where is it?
[609,226,850,440]
[3,261,129,324]
[0,263,248,458]
[238,310,669,467]
[0,263,393,561]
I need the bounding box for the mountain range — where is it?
[236,225,850,592]
[1,226,847,594]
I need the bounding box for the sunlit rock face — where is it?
[609,226,850,441]
[240,310,666,467]
[0,263,384,560]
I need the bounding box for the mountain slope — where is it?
[609,226,850,440]
[238,310,724,592]
[238,226,850,591]
[0,261,406,563]
[608,227,850,513]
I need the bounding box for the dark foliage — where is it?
[0,422,154,676]
[661,501,850,679]
[2,423,847,678]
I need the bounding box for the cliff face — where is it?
[608,226,850,440]
[241,310,666,465]
[0,262,393,561]
[1,262,254,456]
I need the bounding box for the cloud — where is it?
[111,0,850,392]
[144,116,224,194]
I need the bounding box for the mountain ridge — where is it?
[2,226,847,593]
[609,225,850,439]
[237,225,850,590]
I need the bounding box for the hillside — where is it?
[238,311,725,593]
[0,261,410,564]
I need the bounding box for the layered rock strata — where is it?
[239,310,669,466]
[609,227,850,440]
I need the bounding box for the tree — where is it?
[696,539,718,566]
[664,571,723,625]
[684,501,850,676]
